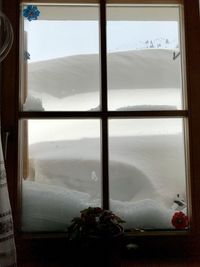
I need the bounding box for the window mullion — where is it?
[19,110,188,119]
[100,0,109,209]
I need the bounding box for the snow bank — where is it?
[116,105,177,111]
[23,95,45,111]
[28,158,158,202]
[24,49,182,111]
[22,180,95,232]
[28,49,181,98]
[28,135,186,207]
[21,134,187,232]
[22,180,174,232]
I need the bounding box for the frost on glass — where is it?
[21,5,100,111]
[21,119,101,232]
[107,5,184,111]
[109,119,188,230]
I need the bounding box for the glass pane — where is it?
[21,4,100,111]
[109,118,188,230]
[21,119,101,232]
[107,5,184,111]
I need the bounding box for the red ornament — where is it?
[171,211,189,229]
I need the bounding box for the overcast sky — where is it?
[24,20,179,62]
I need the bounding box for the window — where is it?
[2,0,200,254]
[19,2,189,233]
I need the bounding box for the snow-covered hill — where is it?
[28,49,181,98]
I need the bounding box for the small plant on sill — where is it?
[66,207,125,242]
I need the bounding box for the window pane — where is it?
[109,118,188,230]
[21,119,101,232]
[21,5,100,111]
[107,5,184,111]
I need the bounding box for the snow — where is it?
[22,180,94,232]
[22,134,187,232]
[21,49,187,232]
[23,94,45,111]
[116,105,177,111]
[22,180,174,232]
[24,49,183,111]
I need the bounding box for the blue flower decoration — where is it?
[23,5,40,21]
[24,51,30,60]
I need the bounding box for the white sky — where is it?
[24,20,179,62]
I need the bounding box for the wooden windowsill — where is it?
[18,254,200,267]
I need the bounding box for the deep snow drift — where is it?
[24,49,183,111]
[21,49,187,232]
[22,134,187,232]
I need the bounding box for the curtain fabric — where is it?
[0,143,17,266]
[0,10,17,267]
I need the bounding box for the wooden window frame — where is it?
[1,0,200,258]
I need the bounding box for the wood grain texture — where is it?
[20,0,182,3]
[18,256,200,267]
[122,258,200,267]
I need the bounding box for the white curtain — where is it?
[0,10,17,267]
